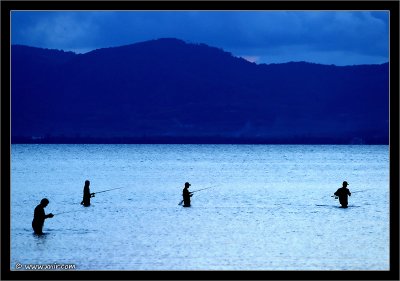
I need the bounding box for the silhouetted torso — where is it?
[334,187,351,208]
[82,184,91,207]
[183,187,191,207]
[32,204,46,234]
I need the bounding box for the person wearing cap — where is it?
[182,182,193,207]
[32,198,54,235]
[334,181,352,208]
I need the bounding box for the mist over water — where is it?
[10,144,389,270]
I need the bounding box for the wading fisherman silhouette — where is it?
[182,182,193,207]
[81,180,95,207]
[334,181,351,208]
[32,198,54,235]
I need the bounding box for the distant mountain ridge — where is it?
[11,38,389,144]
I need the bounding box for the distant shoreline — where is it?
[11,136,388,145]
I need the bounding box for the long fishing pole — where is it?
[80,187,124,205]
[93,187,124,195]
[351,188,374,193]
[190,186,214,193]
[53,209,84,216]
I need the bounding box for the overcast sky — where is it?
[11,10,389,66]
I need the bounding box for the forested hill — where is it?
[11,38,389,144]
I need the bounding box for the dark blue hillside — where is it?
[11,38,389,143]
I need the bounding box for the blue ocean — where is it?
[10,144,389,270]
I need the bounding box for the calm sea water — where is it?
[10,144,389,270]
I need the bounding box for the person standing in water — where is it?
[334,181,351,208]
[81,180,95,207]
[32,198,54,235]
[182,182,193,207]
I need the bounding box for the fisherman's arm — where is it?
[45,213,54,218]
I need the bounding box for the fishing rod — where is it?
[79,187,124,205]
[351,188,374,193]
[93,187,124,195]
[190,186,214,193]
[53,209,84,216]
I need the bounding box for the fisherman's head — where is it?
[40,198,49,207]
[85,180,90,187]
[343,181,349,187]
[185,182,191,188]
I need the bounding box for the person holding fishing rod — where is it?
[81,180,124,207]
[180,183,214,207]
[334,181,351,208]
[182,182,193,207]
[81,180,95,207]
[32,198,54,235]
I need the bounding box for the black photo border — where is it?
[1,0,399,280]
